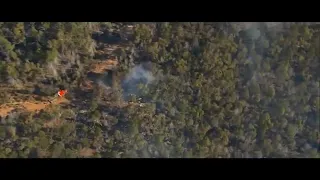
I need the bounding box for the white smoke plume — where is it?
[122,64,155,99]
[123,64,155,85]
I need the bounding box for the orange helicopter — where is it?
[48,89,68,103]
[57,89,68,98]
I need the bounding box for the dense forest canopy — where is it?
[0,22,319,158]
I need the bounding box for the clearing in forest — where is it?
[90,58,118,73]
[0,97,69,117]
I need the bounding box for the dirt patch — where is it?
[79,148,96,157]
[52,97,70,104]
[0,106,15,117]
[0,97,70,117]
[21,97,69,112]
[90,58,118,73]
[21,102,50,112]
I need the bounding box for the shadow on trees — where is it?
[92,31,122,45]
[28,148,38,158]
[87,72,103,82]
[74,88,93,99]
[101,70,114,87]
[94,53,110,60]
[32,85,51,97]
[112,48,124,57]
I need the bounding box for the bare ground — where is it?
[0,97,69,118]
[78,148,96,157]
[90,58,118,73]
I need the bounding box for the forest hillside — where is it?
[0,22,319,158]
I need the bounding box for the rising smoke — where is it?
[121,64,155,100]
